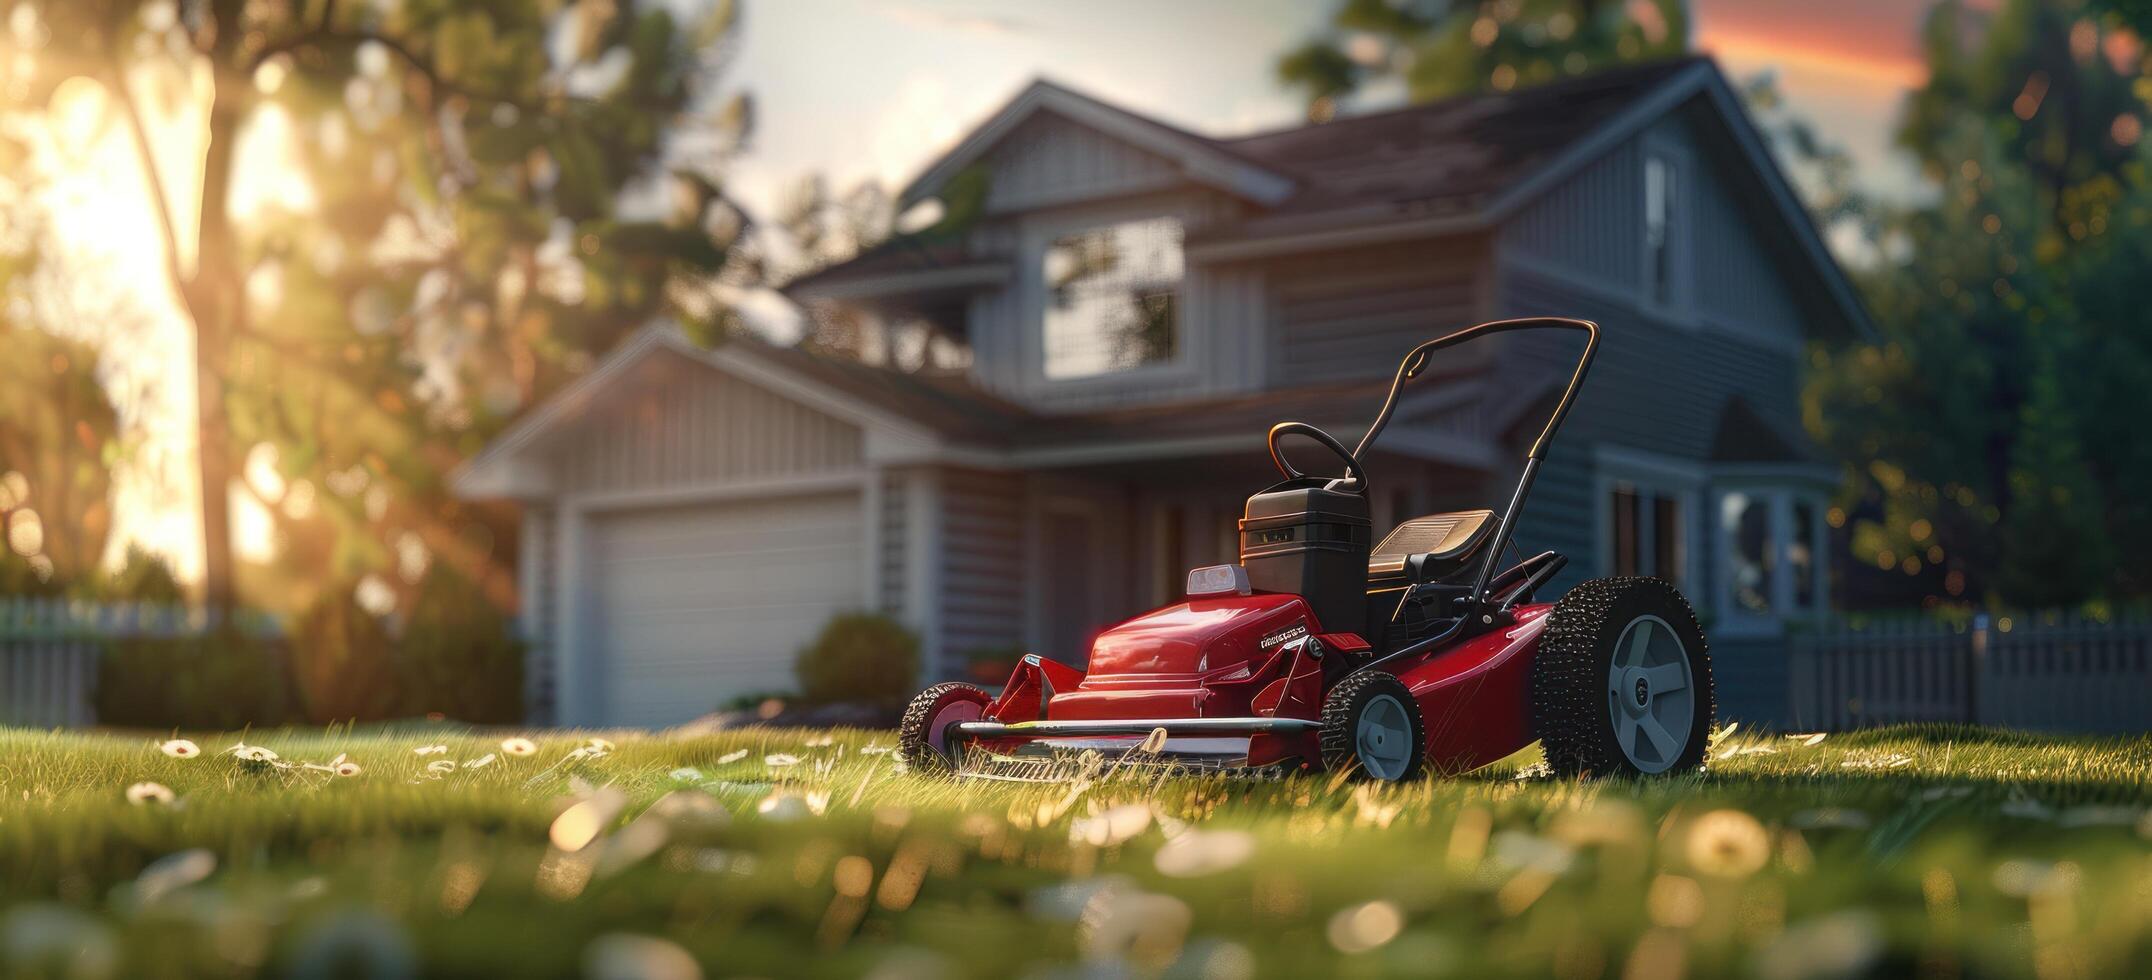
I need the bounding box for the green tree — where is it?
[1808,0,2152,608]
[1277,0,1687,116]
[2,0,750,614]
[0,210,123,593]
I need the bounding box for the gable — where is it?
[898,79,1292,213]
[1496,90,1850,349]
[981,111,1184,212]
[547,349,865,496]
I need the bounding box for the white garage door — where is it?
[588,491,864,727]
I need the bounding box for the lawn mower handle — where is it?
[1347,318,1600,676]
[1352,316,1600,463]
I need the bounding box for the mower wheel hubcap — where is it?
[1354,693,1414,780]
[929,701,983,757]
[1604,615,1695,774]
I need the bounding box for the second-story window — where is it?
[1041,217,1182,379]
[1644,152,1677,306]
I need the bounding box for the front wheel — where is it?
[898,682,990,773]
[1320,671,1427,781]
[1533,577,1715,777]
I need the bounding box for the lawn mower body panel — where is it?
[1050,592,1313,720]
[962,595,1555,773]
[1393,602,1552,773]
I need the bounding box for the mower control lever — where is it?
[1266,421,1367,492]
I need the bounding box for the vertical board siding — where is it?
[1503,139,1642,289]
[1495,268,1805,599]
[937,467,1026,662]
[983,112,1181,212]
[554,350,864,495]
[1265,238,1489,384]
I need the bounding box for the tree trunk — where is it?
[191,92,246,613]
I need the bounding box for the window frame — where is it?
[1593,448,1702,593]
[1709,477,1833,637]
[1640,146,1690,316]
[1019,204,1196,389]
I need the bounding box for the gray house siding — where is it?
[1504,139,1643,291]
[938,467,1027,667]
[982,111,1182,213]
[548,349,866,496]
[879,470,908,617]
[1263,237,1493,384]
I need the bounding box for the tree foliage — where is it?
[1,0,752,621]
[1809,0,2152,608]
[1276,0,1687,116]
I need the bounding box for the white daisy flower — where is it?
[668,767,704,782]
[464,754,497,769]
[804,734,835,747]
[764,753,801,768]
[500,737,538,757]
[585,737,616,752]
[158,739,201,759]
[334,762,362,777]
[716,749,749,764]
[233,745,279,763]
[426,760,456,774]
[858,744,892,756]
[126,782,175,805]
[414,745,449,756]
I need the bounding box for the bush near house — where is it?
[92,628,293,731]
[794,612,919,708]
[394,567,525,724]
[90,567,522,728]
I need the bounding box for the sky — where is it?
[718,0,1947,225]
[29,0,1958,582]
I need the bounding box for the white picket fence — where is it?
[1789,613,2152,734]
[0,597,276,728]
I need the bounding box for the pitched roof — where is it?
[1219,58,1705,221]
[800,57,1870,339]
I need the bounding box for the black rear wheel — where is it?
[1320,671,1427,781]
[898,682,991,773]
[1533,577,1715,777]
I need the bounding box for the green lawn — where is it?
[0,724,2146,978]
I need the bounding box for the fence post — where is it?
[1967,613,1989,726]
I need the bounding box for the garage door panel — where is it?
[590,491,864,726]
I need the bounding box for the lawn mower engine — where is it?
[898,317,1717,781]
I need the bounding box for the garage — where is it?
[587,491,865,727]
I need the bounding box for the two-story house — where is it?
[454,57,1870,728]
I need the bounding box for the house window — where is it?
[1723,492,1774,615]
[1644,153,1677,306]
[1609,482,1685,586]
[1041,217,1182,379]
[1790,500,1817,609]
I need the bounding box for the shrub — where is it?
[395,566,523,723]
[794,612,919,708]
[289,586,402,723]
[95,627,294,730]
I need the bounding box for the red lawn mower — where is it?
[897,318,1716,781]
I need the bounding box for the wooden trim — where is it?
[565,470,871,514]
[553,505,588,726]
[903,467,943,678]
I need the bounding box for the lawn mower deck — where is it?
[899,318,1717,781]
